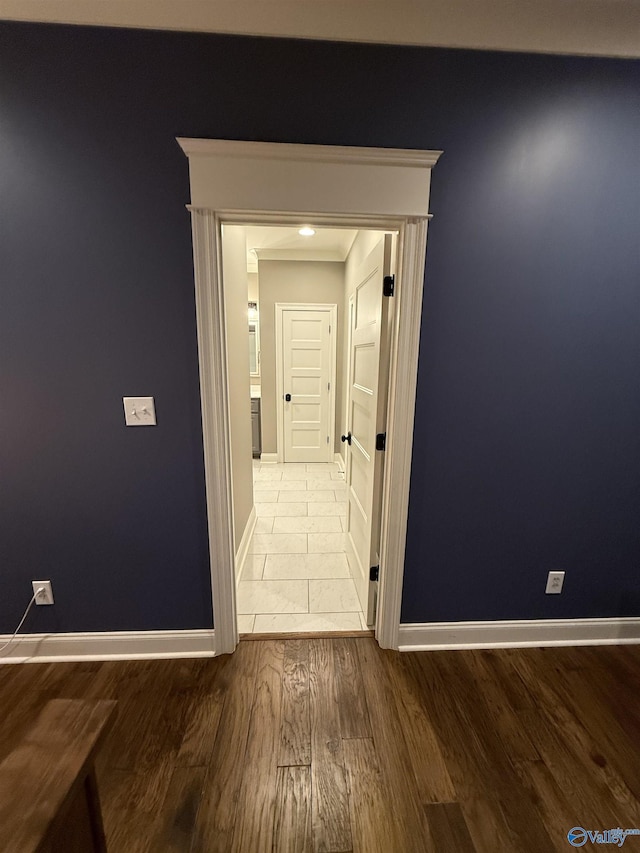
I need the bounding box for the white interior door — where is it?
[279,305,336,463]
[344,238,386,624]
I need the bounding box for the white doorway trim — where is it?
[343,293,355,479]
[178,139,442,654]
[275,303,337,464]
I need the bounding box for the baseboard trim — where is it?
[260,452,278,464]
[0,629,216,664]
[334,452,345,472]
[398,618,640,651]
[236,506,257,586]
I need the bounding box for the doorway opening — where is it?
[222,223,395,634]
[178,137,442,653]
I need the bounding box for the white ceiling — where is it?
[244,225,358,273]
[1,0,639,58]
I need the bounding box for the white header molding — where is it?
[177,139,442,217]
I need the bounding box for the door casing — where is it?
[178,138,442,653]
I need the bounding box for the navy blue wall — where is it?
[0,22,638,632]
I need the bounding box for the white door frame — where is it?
[275,303,337,464]
[343,293,355,479]
[177,139,442,653]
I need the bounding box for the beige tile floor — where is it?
[237,460,368,633]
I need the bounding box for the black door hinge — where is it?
[383,274,395,297]
[370,565,379,582]
[375,432,386,451]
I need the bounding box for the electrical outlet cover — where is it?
[32,580,54,605]
[545,571,565,594]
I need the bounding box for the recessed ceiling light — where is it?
[298,226,315,237]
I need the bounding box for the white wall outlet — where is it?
[123,396,157,426]
[32,580,54,605]
[545,571,565,594]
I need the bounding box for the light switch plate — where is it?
[123,396,157,426]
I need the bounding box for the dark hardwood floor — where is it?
[1,639,640,852]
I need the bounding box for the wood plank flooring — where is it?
[1,640,640,852]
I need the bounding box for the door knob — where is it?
[341,432,352,445]
[285,393,291,402]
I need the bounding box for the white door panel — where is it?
[344,237,388,625]
[279,306,336,463]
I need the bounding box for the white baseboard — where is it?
[334,452,345,472]
[0,629,216,664]
[398,618,640,651]
[236,506,257,586]
[260,452,278,464]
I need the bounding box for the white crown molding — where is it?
[177,139,443,170]
[0,629,216,664]
[180,141,441,218]
[1,1,639,58]
[398,618,640,651]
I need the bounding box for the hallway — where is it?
[237,461,368,633]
